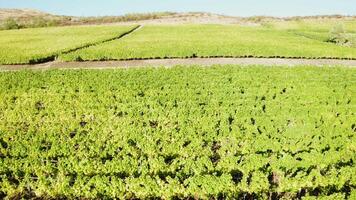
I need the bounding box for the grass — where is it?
[0,66,355,199]
[1,22,356,65]
[266,18,356,32]
[268,19,356,47]
[0,25,137,64]
[60,25,356,62]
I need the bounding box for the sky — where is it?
[0,0,355,17]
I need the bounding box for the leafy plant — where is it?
[0,25,137,64]
[0,66,355,199]
[60,25,356,62]
[348,36,356,48]
[2,18,20,30]
[328,24,347,43]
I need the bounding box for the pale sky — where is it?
[0,0,355,17]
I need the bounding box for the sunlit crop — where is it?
[61,25,356,61]
[0,25,137,64]
[0,66,355,199]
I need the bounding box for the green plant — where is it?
[0,66,354,199]
[61,24,356,62]
[0,25,137,64]
[348,36,356,47]
[2,18,20,30]
[328,23,348,44]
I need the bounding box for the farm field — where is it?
[268,18,356,33]
[266,19,356,47]
[0,66,355,199]
[0,25,137,64]
[60,24,356,62]
[0,20,355,65]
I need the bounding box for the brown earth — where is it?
[1,58,355,71]
[115,12,248,25]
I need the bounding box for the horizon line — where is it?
[2,8,356,18]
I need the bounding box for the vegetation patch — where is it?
[0,66,355,199]
[326,24,356,47]
[60,25,356,62]
[0,25,137,64]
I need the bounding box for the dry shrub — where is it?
[328,24,347,44]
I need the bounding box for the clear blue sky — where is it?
[0,0,355,17]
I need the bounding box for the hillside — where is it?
[0,9,177,29]
[0,8,51,19]
[0,8,355,30]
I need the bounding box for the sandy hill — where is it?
[0,9,59,21]
[0,8,354,28]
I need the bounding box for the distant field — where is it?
[268,18,356,33]
[0,66,355,199]
[1,21,356,65]
[60,25,356,62]
[268,19,356,46]
[0,25,136,64]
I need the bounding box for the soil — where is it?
[114,12,255,25]
[1,58,355,71]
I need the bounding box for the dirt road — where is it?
[1,57,356,71]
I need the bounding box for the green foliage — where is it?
[60,25,356,62]
[0,25,137,64]
[268,18,356,33]
[290,31,330,42]
[27,17,60,28]
[326,24,356,47]
[1,23,356,65]
[2,18,20,30]
[265,19,356,49]
[348,36,356,48]
[0,66,355,199]
[328,24,348,44]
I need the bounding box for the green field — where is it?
[267,18,356,33]
[0,66,355,199]
[269,19,356,47]
[60,25,356,61]
[0,21,356,65]
[0,25,136,64]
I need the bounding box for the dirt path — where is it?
[1,57,356,71]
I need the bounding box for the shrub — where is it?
[327,23,348,44]
[3,18,20,30]
[346,36,356,47]
[29,17,51,28]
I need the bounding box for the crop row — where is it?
[60,25,356,62]
[0,25,137,64]
[0,66,355,199]
[1,24,356,65]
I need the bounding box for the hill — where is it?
[0,8,53,20]
[0,8,355,30]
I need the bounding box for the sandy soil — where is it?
[114,13,256,25]
[0,9,62,22]
[1,58,355,71]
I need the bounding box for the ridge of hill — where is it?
[0,8,355,30]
